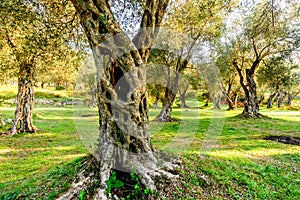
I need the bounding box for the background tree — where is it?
[230,0,300,117]
[257,58,300,108]
[214,40,241,110]
[0,0,82,135]
[77,54,97,106]
[152,0,232,121]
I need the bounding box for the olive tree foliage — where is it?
[151,0,233,121]
[257,58,300,108]
[76,54,97,106]
[213,39,241,110]
[228,0,300,118]
[0,0,82,135]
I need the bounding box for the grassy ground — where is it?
[0,99,299,199]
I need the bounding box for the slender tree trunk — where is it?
[267,92,276,108]
[287,93,292,106]
[273,92,280,102]
[204,98,209,107]
[152,96,159,108]
[286,91,299,106]
[227,92,238,110]
[65,82,69,91]
[179,85,189,108]
[277,91,286,108]
[213,96,221,109]
[10,60,38,135]
[155,73,179,122]
[222,83,238,110]
[88,87,96,107]
[258,95,264,104]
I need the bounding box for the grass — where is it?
[0,99,299,199]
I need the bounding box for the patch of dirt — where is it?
[264,135,300,146]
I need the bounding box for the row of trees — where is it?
[0,0,300,198]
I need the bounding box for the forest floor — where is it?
[0,93,299,199]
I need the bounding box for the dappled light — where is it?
[0,0,299,199]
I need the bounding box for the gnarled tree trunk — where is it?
[243,69,260,116]
[64,1,178,199]
[10,59,38,135]
[228,92,238,110]
[233,60,262,118]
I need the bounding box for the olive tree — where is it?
[65,0,179,198]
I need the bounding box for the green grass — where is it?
[0,100,299,199]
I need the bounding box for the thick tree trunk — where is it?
[66,1,177,199]
[233,60,263,118]
[10,61,38,135]
[242,69,260,117]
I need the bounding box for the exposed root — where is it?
[237,112,270,119]
[0,127,39,136]
[57,171,95,200]
[58,153,182,199]
[153,117,178,122]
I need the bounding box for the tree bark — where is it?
[286,91,299,106]
[242,69,260,117]
[155,72,179,122]
[277,91,286,108]
[10,59,38,135]
[179,84,189,108]
[68,0,177,199]
[233,61,262,118]
[227,92,238,110]
[88,87,96,107]
[267,92,277,108]
[213,96,221,110]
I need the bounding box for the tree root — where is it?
[237,112,271,119]
[57,153,182,199]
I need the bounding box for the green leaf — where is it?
[114,180,124,188]
[79,190,85,200]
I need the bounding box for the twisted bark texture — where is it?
[233,60,263,118]
[65,0,179,199]
[10,58,38,135]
